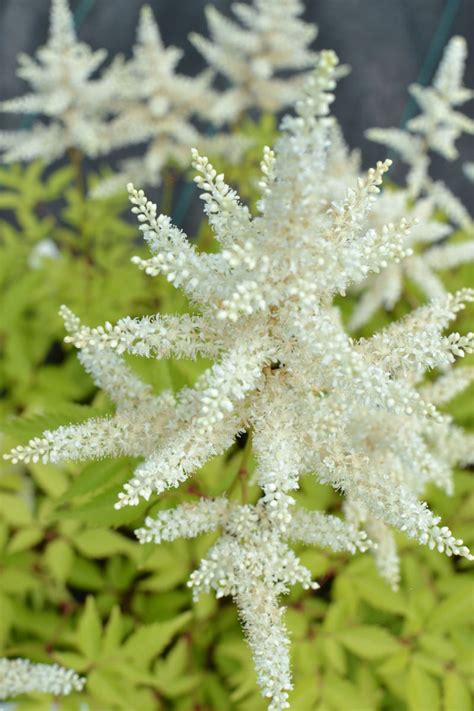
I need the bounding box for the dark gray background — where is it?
[0,0,473,202]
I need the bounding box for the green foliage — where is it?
[0,139,473,709]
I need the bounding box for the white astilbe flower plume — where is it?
[344,496,401,590]
[5,51,474,709]
[367,36,473,219]
[190,0,322,123]
[351,36,474,327]
[137,497,368,710]
[368,36,473,193]
[0,0,119,163]
[348,188,471,329]
[0,658,85,700]
[93,5,247,195]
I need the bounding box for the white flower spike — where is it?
[190,0,320,123]
[0,658,85,700]
[0,0,118,164]
[353,36,474,326]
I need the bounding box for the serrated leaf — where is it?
[121,612,192,666]
[0,493,33,526]
[322,672,368,710]
[101,605,123,656]
[7,525,43,553]
[354,575,406,614]
[29,462,69,499]
[138,567,188,593]
[53,651,89,674]
[45,164,74,197]
[322,637,347,675]
[8,599,59,640]
[203,673,232,710]
[407,663,440,711]
[0,567,39,594]
[321,598,354,633]
[67,556,104,590]
[76,595,102,660]
[158,636,188,676]
[0,193,20,209]
[443,670,472,711]
[74,528,137,560]
[0,163,23,188]
[86,668,131,708]
[55,481,149,527]
[44,538,74,582]
[153,638,202,698]
[286,608,308,639]
[57,459,130,503]
[157,672,202,699]
[418,633,455,661]
[377,648,410,677]
[428,590,474,632]
[355,664,380,708]
[411,651,445,677]
[336,625,400,659]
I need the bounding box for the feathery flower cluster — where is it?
[191,0,320,123]
[5,51,474,709]
[0,658,85,700]
[368,36,474,196]
[0,0,117,163]
[93,6,247,194]
[351,36,474,327]
[0,0,322,187]
[0,0,247,178]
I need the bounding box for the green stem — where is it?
[229,430,253,503]
[161,170,175,216]
[68,147,85,196]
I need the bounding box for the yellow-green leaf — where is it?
[443,671,472,711]
[322,637,347,675]
[121,612,192,667]
[0,493,33,526]
[44,538,74,583]
[428,591,474,632]
[101,605,123,656]
[77,595,102,660]
[7,525,43,553]
[73,528,137,559]
[407,664,440,711]
[336,625,400,660]
[354,576,406,615]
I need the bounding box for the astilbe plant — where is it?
[368,36,474,189]
[190,0,320,123]
[5,52,474,709]
[351,36,474,328]
[0,0,249,191]
[0,0,119,164]
[93,5,247,196]
[353,36,474,326]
